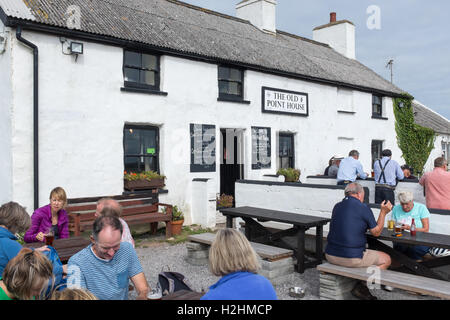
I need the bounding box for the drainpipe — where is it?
[16,26,39,210]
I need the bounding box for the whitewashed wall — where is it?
[422,133,450,174]
[304,176,426,204]
[0,21,13,207]
[8,29,402,222]
[235,181,450,234]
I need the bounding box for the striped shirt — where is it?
[67,242,143,300]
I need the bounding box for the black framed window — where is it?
[123,125,159,173]
[371,140,383,169]
[279,133,294,169]
[218,66,244,101]
[372,95,383,117]
[123,50,160,91]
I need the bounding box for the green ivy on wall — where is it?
[393,96,436,175]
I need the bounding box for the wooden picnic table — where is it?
[367,228,450,281]
[161,289,204,300]
[220,206,331,273]
[24,236,91,263]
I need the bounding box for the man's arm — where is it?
[395,163,405,180]
[370,200,393,237]
[130,272,149,300]
[356,161,367,180]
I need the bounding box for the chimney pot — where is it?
[330,12,336,23]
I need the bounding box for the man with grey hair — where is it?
[419,157,450,210]
[336,150,368,186]
[392,191,431,260]
[325,182,392,300]
[67,215,149,300]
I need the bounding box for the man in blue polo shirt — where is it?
[325,183,393,300]
[67,215,149,300]
[336,150,368,186]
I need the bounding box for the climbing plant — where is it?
[393,96,436,175]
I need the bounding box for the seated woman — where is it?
[0,248,53,300]
[392,191,430,261]
[0,202,49,275]
[201,228,277,300]
[24,187,69,243]
[50,288,98,300]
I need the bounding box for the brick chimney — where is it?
[236,0,277,34]
[313,12,356,59]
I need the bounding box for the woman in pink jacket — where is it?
[24,187,69,243]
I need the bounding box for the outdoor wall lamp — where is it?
[398,101,405,108]
[69,41,83,54]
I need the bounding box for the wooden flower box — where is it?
[124,178,165,191]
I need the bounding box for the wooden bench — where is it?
[67,194,174,238]
[317,262,450,300]
[188,232,293,261]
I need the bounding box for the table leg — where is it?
[315,225,324,262]
[226,216,233,229]
[367,237,447,281]
[297,228,306,273]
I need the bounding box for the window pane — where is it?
[141,129,157,151]
[144,156,157,172]
[124,156,140,173]
[124,51,141,68]
[124,128,141,154]
[219,80,228,95]
[228,82,241,95]
[279,136,292,157]
[229,68,242,82]
[142,54,157,70]
[218,66,229,80]
[280,157,290,169]
[140,71,156,86]
[124,67,140,83]
[373,95,381,105]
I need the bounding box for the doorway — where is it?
[220,129,244,200]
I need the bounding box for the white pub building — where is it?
[0,0,410,225]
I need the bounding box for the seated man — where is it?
[327,157,343,177]
[67,215,149,300]
[336,150,368,186]
[401,165,417,180]
[419,157,450,210]
[325,183,392,300]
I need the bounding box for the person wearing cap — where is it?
[373,149,404,205]
[328,156,343,177]
[336,150,368,186]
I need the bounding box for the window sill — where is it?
[371,115,389,120]
[337,110,356,114]
[121,87,168,96]
[217,97,251,105]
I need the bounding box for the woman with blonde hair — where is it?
[201,228,277,300]
[25,187,69,243]
[50,288,98,300]
[0,248,53,300]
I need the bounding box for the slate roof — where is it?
[412,100,450,135]
[0,0,407,96]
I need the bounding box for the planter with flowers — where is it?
[166,205,184,236]
[124,170,166,191]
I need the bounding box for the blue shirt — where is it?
[201,271,277,300]
[374,157,404,186]
[67,242,143,300]
[326,196,377,259]
[337,156,367,182]
[392,202,430,229]
[0,227,23,276]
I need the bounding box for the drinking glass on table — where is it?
[394,222,403,235]
[45,230,55,246]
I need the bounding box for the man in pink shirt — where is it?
[419,157,450,210]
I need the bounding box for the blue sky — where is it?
[182,0,450,120]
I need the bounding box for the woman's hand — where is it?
[36,232,45,241]
[35,246,50,252]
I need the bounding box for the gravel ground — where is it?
[128,238,441,301]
